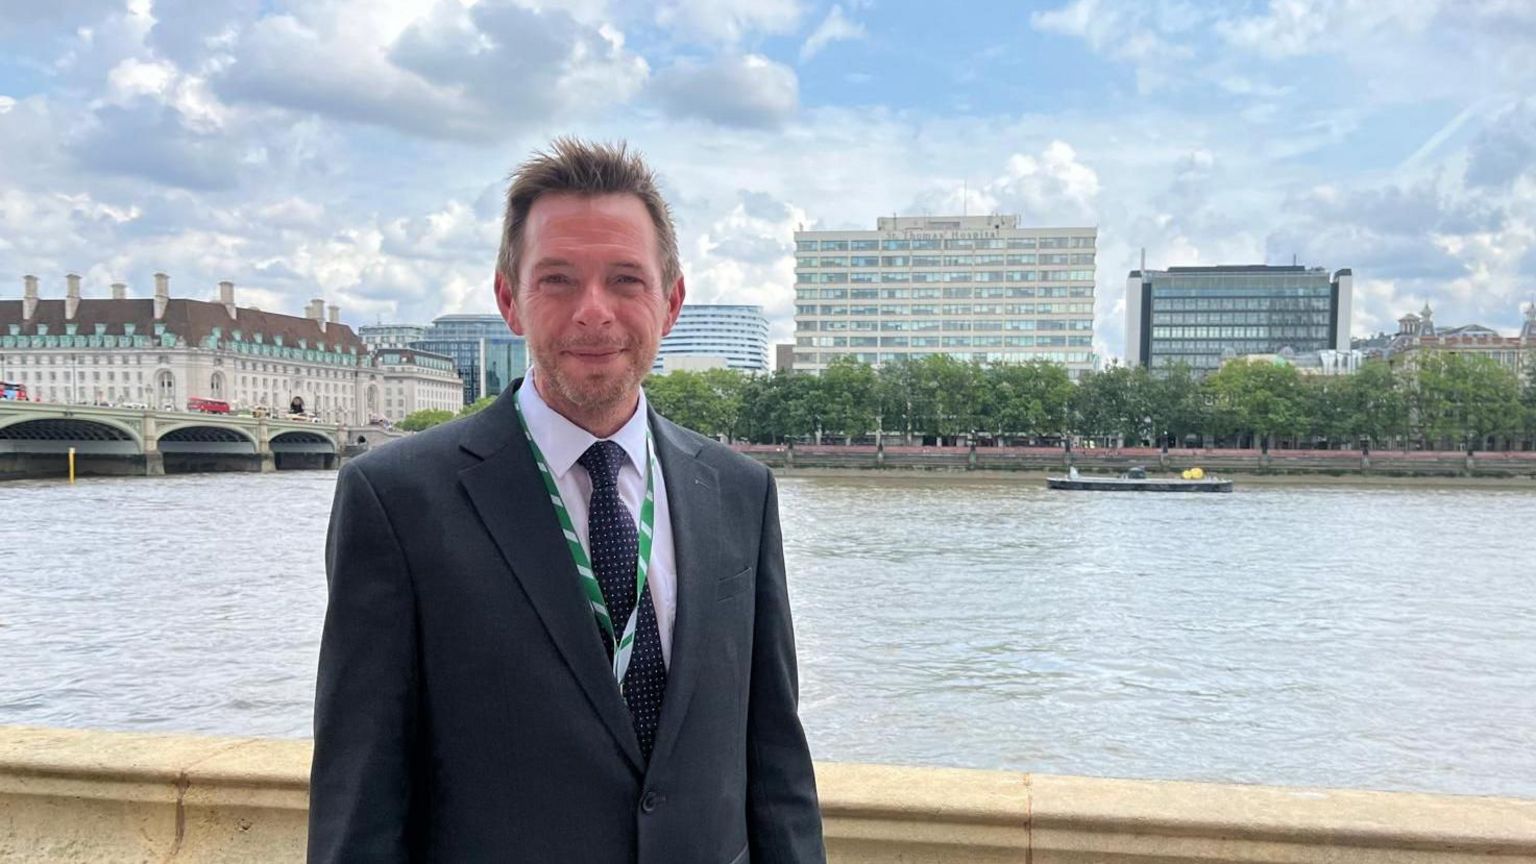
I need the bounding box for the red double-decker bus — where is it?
[1,381,28,401]
[187,397,231,414]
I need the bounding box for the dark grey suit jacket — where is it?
[308,382,825,863]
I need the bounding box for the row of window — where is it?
[1151,340,1326,355]
[796,303,1093,316]
[796,237,1095,252]
[1152,326,1332,341]
[800,335,1092,349]
[796,350,1095,365]
[797,286,1094,300]
[1152,296,1331,312]
[1152,311,1333,327]
[801,320,1093,333]
[5,369,146,383]
[1149,283,1331,298]
[797,254,1095,268]
[799,270,1095,284]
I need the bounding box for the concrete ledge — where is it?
[3,726,1535,862]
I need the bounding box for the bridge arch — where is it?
[155,424,259,455]
[270,429,340,470]
[0,416,143,453]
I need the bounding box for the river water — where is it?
[2,470,1534,798]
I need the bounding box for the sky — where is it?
[2,0,1534,362]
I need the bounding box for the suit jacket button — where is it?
[640,791,661,813]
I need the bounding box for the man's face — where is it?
[497,192,685,420]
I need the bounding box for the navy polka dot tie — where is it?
[578,440,667,763]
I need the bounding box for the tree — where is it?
[874,358,921,445]
[1071,365,1149,445]
[1145,362,1208,448]
[1202,360,1307,449]
[397,408,456,432]
[458,396,496,417]
[1522,360,1536,449]
[817,357,878,441]
[645,371,723,437]
[699,368,748,441]
[1302,374,1353,448]
[913,355,983,443]
[980,360,1073,441]
[1351,360,1409,449]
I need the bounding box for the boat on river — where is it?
[1046,465,1233,493]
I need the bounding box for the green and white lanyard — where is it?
[514,396,657,691]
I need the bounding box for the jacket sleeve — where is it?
[746,472,828,864]
[308,461,419,863]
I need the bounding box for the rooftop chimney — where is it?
[154,272,170,320]
[23,274,39,320]
[111,282,127,300]
[65,273,82,320]
[308,298,326,333]
[219,281,236,318]
[327,304,339,325]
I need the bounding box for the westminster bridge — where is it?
[0,400,361,478]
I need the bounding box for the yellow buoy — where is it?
[68,447,76,484]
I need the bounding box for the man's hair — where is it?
[496,137,682,295]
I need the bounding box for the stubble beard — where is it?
[532,335,658,425]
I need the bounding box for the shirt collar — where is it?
[517,369,650,481]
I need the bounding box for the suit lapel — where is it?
[646,412,722,775]
[457,383,645,773]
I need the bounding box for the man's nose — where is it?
[572,278,615,327]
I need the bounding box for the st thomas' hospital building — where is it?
[0,274,462,425]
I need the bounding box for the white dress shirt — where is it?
[517,373,676,667]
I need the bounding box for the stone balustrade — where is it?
[3,725,1535,862]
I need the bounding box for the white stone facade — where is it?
[1,274,463,426]
[371,348,463,422]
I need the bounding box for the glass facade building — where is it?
[412,314,527,405]
[655,304,769,373]
[480,337,529,401]
[1125,265,1353,374]
[791,215,1097,376]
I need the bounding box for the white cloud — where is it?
[0,96,15,114]
[650,54,798,129]
[1030,0,1207,92]
[800,5,864,62]
[655,0,803,45]
[213,1,648,142]
[990,141,1101,223]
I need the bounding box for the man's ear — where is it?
[662,276,686,336]
[495,271,524,335]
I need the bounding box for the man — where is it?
[308,138,826,863]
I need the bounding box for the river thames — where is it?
[2,469,1533,798]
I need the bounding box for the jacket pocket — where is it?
[716,566,753,601]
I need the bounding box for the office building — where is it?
[792,215,1096,375]
[371,348,463,422]
[358,323,426,350]
[775,343,795,373]
[412,313,527,405]
[1126,265,1353,374]
[655,304,769,373]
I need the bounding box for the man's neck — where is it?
[531,373,638,439]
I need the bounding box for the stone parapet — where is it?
[3,725,1535,862]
